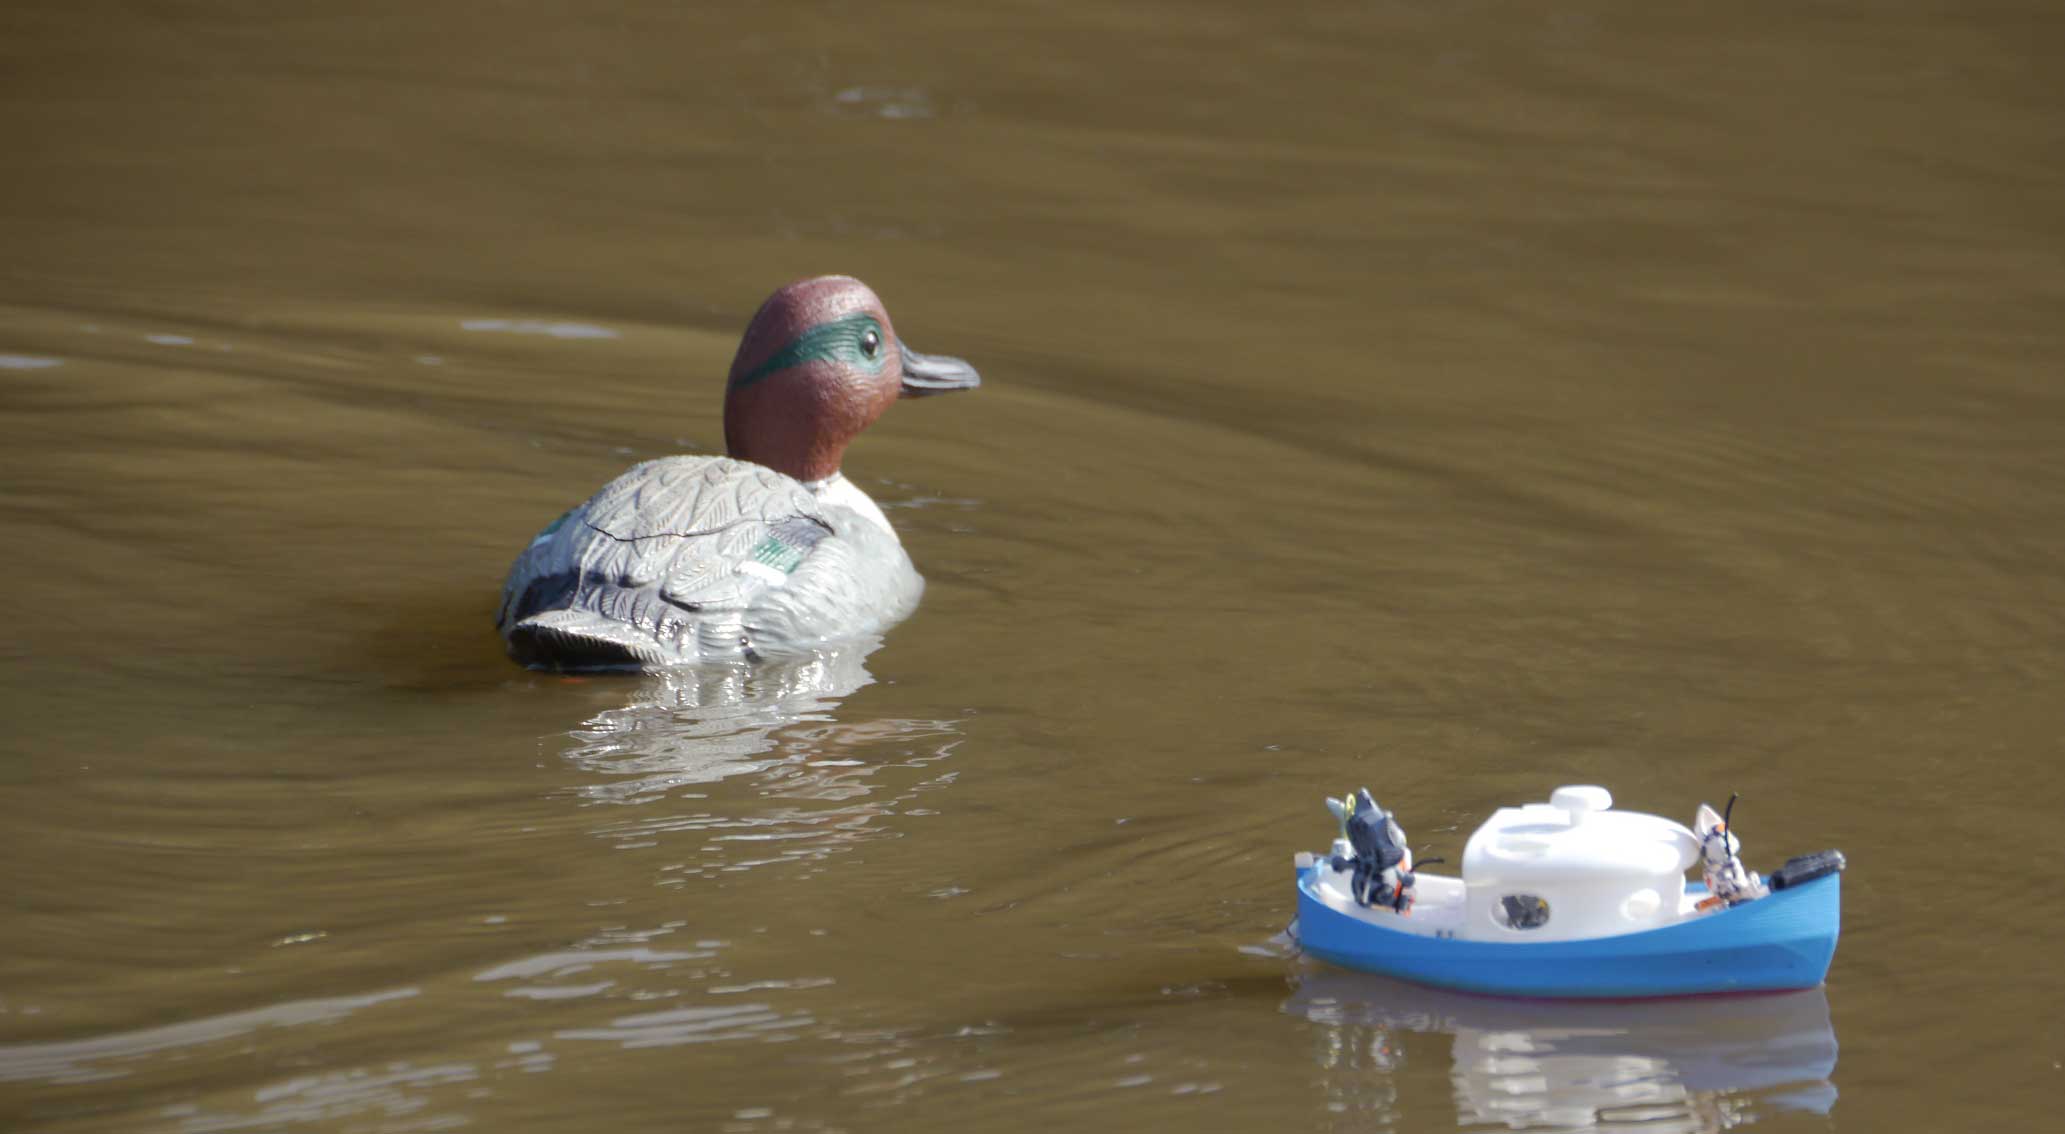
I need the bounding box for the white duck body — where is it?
[498,456,922,668]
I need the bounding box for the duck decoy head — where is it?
[724,275,979,482]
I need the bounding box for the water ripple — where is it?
[459,318,620,340]
[163,1060,476,1133]
[831,86,936,119]
[0,987,418,1086]
[555,1003,814,1049]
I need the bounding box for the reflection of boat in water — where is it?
[1286,968,1838,1131]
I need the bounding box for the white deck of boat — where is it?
[1305,861,1707,941]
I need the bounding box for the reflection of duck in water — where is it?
[499,276,980,670]
[560,640,962,884]
[1285,969,1837,1131]
[563,639,883,800]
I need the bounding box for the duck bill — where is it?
[898,341,981,397]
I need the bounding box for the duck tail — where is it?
[505,610,663,671]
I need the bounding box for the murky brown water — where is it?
[4,2,2063,1131]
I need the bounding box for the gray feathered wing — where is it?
[498,457,918,668]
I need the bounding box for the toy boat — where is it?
[1292,784,1844,999]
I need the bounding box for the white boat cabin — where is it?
[1306,785,1707,943]
[1460,785,1701,941]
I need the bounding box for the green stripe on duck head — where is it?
[729,311,888,392]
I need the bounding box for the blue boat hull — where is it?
[1294,866,1840,999]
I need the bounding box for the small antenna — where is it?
[1722,792,1739,831]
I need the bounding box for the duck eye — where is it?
[860,329,880,358]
